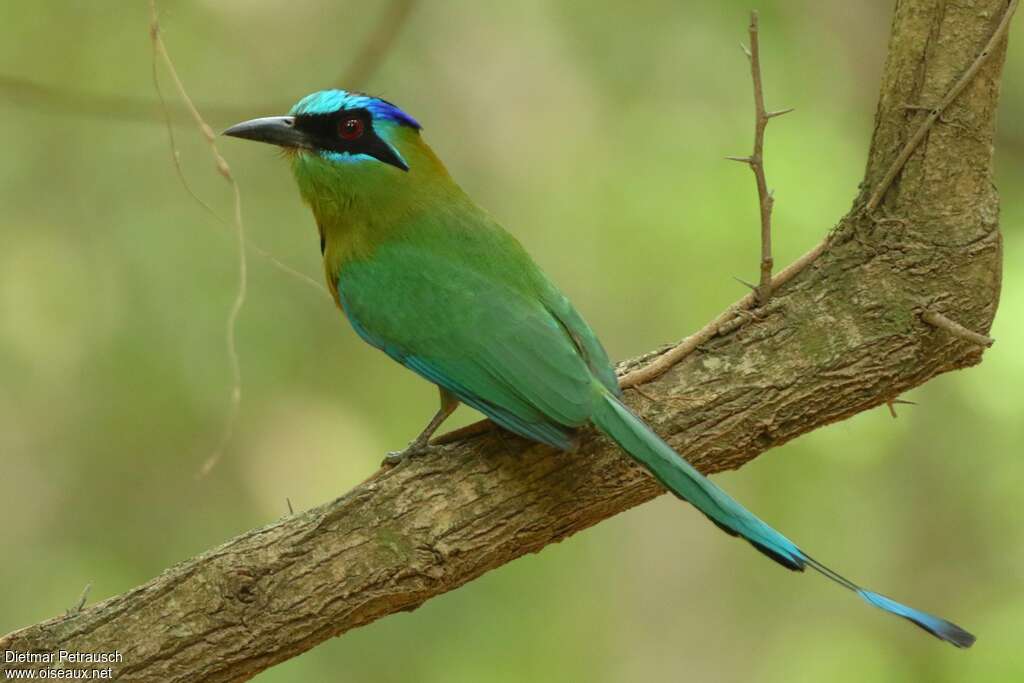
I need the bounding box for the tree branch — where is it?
[1,1,1013,680]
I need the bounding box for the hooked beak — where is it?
[222,116,310,149]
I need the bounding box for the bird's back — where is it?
[333,199,619,448]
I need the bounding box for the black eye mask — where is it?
[293,108,409,171]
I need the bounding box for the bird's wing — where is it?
[336,242,597,449]
[538,284,621,397]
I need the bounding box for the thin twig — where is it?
[866,0,1019,211]
[922,310,995,347]
[150,41,224,224]
[618,240,828,388]
[150,2,249,478]
[727,11,792,306]
[150,55,323,294]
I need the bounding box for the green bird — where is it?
[225,90,974,647]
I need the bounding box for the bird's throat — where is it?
[289,136,462,302]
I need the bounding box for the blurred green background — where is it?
[2,1,1022,680]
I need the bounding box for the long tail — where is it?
[590,388,975,648]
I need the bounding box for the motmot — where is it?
[224,90,974,647]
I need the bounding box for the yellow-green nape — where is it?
[289,90,421,130]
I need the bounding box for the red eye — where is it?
[339,116,364,140]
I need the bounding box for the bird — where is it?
[224,89,975,648]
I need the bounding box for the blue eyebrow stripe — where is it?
[289,90,421,129]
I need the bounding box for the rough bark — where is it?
[1,1,1011,680]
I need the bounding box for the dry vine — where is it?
[150,2,248,477]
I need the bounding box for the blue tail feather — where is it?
[857,587,976,648]
[590,388,975,648]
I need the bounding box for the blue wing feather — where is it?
[402,355,576,449]
[336,268,581,450]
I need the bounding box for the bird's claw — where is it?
[381,440,435,467]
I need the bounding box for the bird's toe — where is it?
[381,441,436,467]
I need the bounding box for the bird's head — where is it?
[224,90,448,214]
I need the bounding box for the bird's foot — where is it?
[381,439,436,467]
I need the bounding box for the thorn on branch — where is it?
[733,276,757,290]
[885,397,917,419]
[729,10,790,308]
[886,400,898,419]
[66,582,92,616]
[922,310,995,348]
